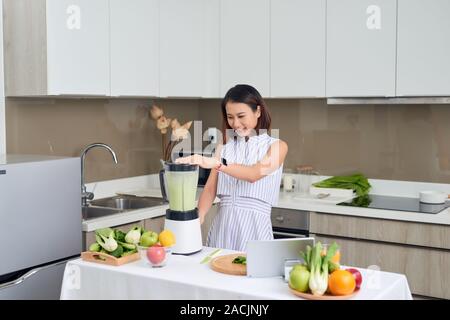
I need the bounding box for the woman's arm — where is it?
[219,140,288,183]
[176,140,288,184]
[197,144,222,224]
[197,168,218,225]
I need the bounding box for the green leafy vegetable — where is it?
[95,228,114,239]
[95,230,118,252]
[88,243,101,252]
[313,173,371,196]
[91,226,140,258]
[108,245,124,258]
[125,226,142,245]
[121,250,138,256]
[300,242,340,296]
[114,230,126,243]
[232,256,247,265]
[328,260,340,273]
[118,241,137,251]
[339,194,372,207]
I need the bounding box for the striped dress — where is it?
[207,133,283,251]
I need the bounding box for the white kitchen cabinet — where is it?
[271,0,326,97]
[3,0,110,96]
[326,0,397,97]
[110,0,159,97]
[46,0,109,95]
[159,0,219,97]
[220,0,270,97]
[396,0,450,96]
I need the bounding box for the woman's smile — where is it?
[226,102,260,137]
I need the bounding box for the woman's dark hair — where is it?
[221,84,271,139]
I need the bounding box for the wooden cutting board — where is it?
[81,251,140,266]
[210,253,247,276]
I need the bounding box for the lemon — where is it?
[159,229,176,247]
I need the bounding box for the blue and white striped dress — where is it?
[207,133,283,251]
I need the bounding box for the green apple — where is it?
[292,264,308,271]
[140,231,158,247]
[289,267,310,293]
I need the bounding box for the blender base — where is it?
[164,210,203,255]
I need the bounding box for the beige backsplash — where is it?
[6,98,201,182]
[6,97,450,183]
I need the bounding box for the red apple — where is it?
[346,268,363,289]
[147,244,166,265]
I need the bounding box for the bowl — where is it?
[419,191,448,204]
[144,245,173,267]
[137,245,150,257]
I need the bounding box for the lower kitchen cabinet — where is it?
[83,220,145,251]
[309,211,450,299]
[310,212,450,249]
[144,216,166,234]
[201,204,219,246]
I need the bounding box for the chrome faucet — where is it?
[81,143,118,206]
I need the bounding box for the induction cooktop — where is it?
[337,194,449,214]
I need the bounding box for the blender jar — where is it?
[160,162,199,212]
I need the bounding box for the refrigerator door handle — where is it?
[0,260,68,290]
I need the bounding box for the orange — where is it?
[328,270,356,296]
[158,229,176,247]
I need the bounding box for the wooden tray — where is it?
[81,251,140,266]
[210,253,247,276]
[289,284,359,300]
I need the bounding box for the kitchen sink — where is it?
[90,195,165,210]
[82,206,124,220]
[82,195,166,220]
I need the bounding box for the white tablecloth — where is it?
[61,247,412,300]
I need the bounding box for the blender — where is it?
[159,162,203,255]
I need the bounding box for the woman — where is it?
[176,84,288,251]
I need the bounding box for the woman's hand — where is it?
[175,154,220,169]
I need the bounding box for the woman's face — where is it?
[225,102,261,137]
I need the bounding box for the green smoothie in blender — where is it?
[161,162,199,212]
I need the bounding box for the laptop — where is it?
[246,237,315,278]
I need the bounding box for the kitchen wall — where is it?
[6,98,200,182]
[6,98,450,183]
[200,99,450,183]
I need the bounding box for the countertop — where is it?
[82,185,450,232]
[276,191,450,226]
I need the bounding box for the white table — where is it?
[61,247,413,300]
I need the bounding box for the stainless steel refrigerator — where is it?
[0,155,81,299]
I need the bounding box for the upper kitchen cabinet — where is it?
[3,0,110,96]
[396,0,450,96]
[220,0,270,97]
[159,0,219,98]
[110,0,159,97]
[271,0,326,98]
[326,0,397,97]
